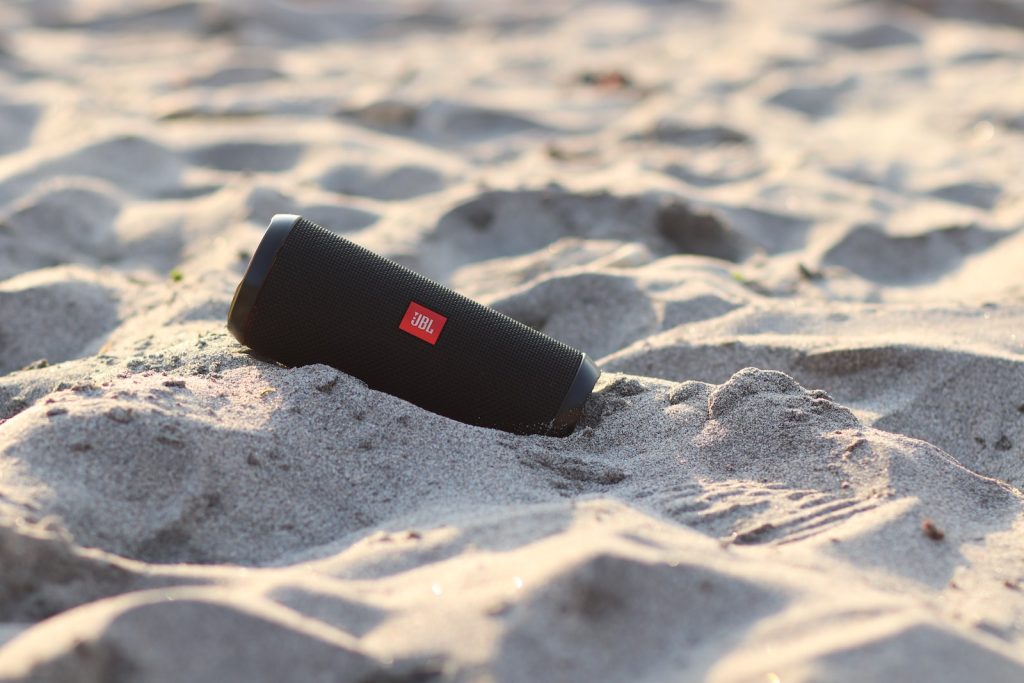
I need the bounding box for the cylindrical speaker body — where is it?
[227,214,600,436]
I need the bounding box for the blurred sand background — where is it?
[1,0,1024,680]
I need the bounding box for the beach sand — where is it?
[1,0,1024,680]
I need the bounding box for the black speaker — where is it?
[227,214,601,436]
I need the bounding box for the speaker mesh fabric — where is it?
[243,218,584,434]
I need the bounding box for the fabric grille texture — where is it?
[245,218,583,434]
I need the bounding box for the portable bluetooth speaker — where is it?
[227,214,601,436]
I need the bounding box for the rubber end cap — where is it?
[547,354,601,436]
[227,214,300,346]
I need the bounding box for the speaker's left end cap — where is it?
[227,214,301,345]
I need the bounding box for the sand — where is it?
[1,0,1024,680]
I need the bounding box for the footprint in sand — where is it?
[820,23,921,50]
[822,222,1009,284]
[0,179,122,279]
[0,101,40,156]
[319,163,447,201]
[0,269,120,374]
[623,121,750,147]
[0,136,183,204]
[495,554,781,683]
[419,189,751,282]
[927,180,1003,210]
[187,61,283,88]
[244,186,378,231]
[886,0,1024,29]
[488,272,661,361]
[767,77,858,118]
[340,99,551,142]
[188,142,304,173]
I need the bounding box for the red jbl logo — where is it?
[399,301,447,345]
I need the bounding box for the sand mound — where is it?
[2,0,1024,680]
